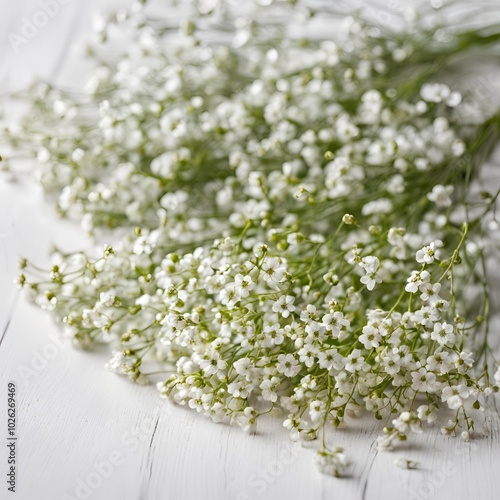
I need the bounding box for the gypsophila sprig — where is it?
[4,0,500,475]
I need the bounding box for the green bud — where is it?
[277,241,289,251]
[128,305,142,315]
[342,214,356,225]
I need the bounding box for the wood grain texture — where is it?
[1,1,500,499]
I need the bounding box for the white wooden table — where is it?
[1,2,500,499]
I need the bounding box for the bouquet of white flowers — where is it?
[4,0,500,476]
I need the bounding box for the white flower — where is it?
[494,366,500,386]
[315,448,348,477]
[359,256,382,291]
[301,304,319,323]
[272,295,296,318]
[262,324,284,347]
[322,311,350,338]
[260,376,281,402]
[419,282,442,304]
[452,139,466,156]
[411,368,439,393]
[416,404,437,423]
[412,306,440,329]
[455,351,474,373]
[305,321,326,343]
[234,273,255,298]
[98,291,116,307]
[36,293,57,311]
[430,322,456,346]
[420,83,450,103]
[427,185,453,207]
[298,344,317,368]
[220,283,239,308]
[394,458,418,469]
[317,349,344,371]
[309,400,327,423]
[236,407,258,433]
[361,198,392,215]
[426,349,455,373]
[227,380,252,398]
[199,351,227,376]
[359,324,382,349]
[360,255,380,274]
[261,257,287,287]
[381,348,409,376]
[416,241,441,264]
[393,411,421,434]
[234,357,253,377]
[405,270,430,293]
[276,353,301,377]
[441,385,470,409]
[105,351,126,373]
[345,349,369,373]
[376,433,397,451]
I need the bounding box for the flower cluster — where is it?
[4,0,500,475]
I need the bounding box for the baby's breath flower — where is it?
[315,448,349,477]
[416,241,442,264]
[427,185,454,207]
[394,458,418,470]
[7,0,500,474]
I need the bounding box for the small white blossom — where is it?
[441,385,470,409]
[416,241,441,264]
[430,322,456,346]
[272,295,296,318]
[359,256,382,291]
[260,376,281,402]
[411,368,439,393]
[234,273,255,298]
[276,354,301,377]
[427,184,453,207]
[394,458,418,469]
[315,448,348,477]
